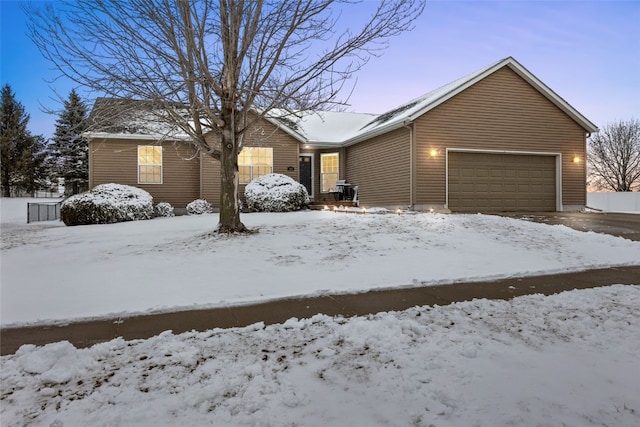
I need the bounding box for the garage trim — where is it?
[445,148,562,212]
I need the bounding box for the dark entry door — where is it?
[299,155,312,197]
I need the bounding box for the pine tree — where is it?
[0,84,47,197]
[51,89,88,195]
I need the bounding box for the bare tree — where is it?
[25,0,425,232]
[588,119,640,192]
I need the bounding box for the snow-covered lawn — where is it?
[2,285,639,426]
[2,198,640,425]
[1,198,639,326]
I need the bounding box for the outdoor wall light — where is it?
[573,156,581,164]
[429,148,439,157]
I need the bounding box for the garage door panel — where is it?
[448,152,556,212]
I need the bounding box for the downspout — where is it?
[403,121,414,210]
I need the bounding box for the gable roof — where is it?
[86,57,598,145]
[85,98,202,141]
[337,56,598,145]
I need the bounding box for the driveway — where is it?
[494,212,640,241]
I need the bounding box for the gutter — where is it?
[83,132,191,141]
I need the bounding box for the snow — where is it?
[2,285,639,426]
[245,173,309,212]
[1,198,639,326]
[2,198,640,425]
[290,110,377,144]
[59,184,154,225]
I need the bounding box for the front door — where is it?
[299,155,312,198]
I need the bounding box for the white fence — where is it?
[587,192,640,213]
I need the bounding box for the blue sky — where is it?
[1,0,639,140]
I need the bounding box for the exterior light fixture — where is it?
[573,156,581,164]
[429,149,439,157]
[323,205,329,211]
[396,208,402,215]
[362,207,366,214]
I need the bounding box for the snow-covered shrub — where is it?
[60,183,154,226]
[154,202,175,218]
[186,199,213,215]
[245,173,309,212]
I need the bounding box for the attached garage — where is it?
[447,151,557,212]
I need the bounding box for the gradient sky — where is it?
[1,0,639,140]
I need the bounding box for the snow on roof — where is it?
[342,56,598,145]
[86,57,598,145]
[289,111,377,146]
[356,59,503,133]
[285,56,597,146]
[85,98,196,140]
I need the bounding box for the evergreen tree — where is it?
[0,84,47,196]
[51,89,88,195]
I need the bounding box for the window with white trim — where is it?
[138,145,162,184]
[321,152,339,192]
[239,147,273,184]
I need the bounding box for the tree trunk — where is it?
[217,126,248,234]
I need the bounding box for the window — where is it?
[138,145,162,184]
[239,147,273,184]
[321,153,339,192]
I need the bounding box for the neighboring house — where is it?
[86,57,598,212]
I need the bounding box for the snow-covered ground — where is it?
[1,197,639,326]
[2,285,639,426]
[2,198,640,426]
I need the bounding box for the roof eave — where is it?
[83,132,191,141]
[342,120,409,147]
[503,59,599,133]
[399,56,598,134]
[262,115,308,143]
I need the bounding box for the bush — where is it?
[245,173,309,212]
[60,184,154,226]
[154,202,175,218]
[186,199,213,215]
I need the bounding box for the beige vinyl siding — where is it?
[414,66,587,208]
[345,127,410,207]
[201,118,300,207]
[89,138,200,208]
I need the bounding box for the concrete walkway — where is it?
[2,265,639,355]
